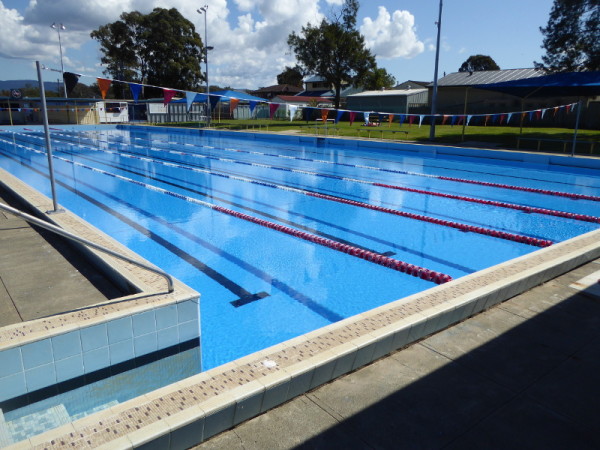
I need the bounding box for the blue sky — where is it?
[0,0,553,89]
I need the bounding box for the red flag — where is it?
[349,111,356,126]
[97,78,112,100]
[500,114,506,125]
[321,109,329,122]
[269,103,280,119]
[163,89,176,106]
[408,115,415,126]
[230,98,240,114]
[566,104,572,113]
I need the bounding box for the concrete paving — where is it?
[0,189,124,327]
[195,258,600,450]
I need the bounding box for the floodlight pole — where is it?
[36,61,61,213]
[429,0,443,141]
[197,6,210,127]
[51,23,67,99]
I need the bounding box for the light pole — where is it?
[429,0,443,140]
[51,22,67,99]
[197,6,211,126]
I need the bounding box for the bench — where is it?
[517,137,598,154]
[355,128,409,139]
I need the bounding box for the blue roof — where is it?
[173,90,264,103]
[477,71,600,98]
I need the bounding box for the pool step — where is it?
[0,408,14,448]
[4,404,71,444]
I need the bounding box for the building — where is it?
[250,84,302,101]
[346,89,428,114]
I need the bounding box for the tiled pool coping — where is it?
[1,141,600,448]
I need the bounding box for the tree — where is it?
[458,55,500,73]
[91,8,204,98]
[536,0,599,72]
[363,67,397,90]
[287,0,375,109]
[277,65,304,87]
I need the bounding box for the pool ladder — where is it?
[0,202,174,293]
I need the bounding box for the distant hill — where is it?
[0,79,79,92]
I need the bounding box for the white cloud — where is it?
[0,0,324,88]
[360,7,424,59]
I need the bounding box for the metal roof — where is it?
[435,68,542,87]
[348,89,427,98]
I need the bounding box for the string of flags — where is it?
[2,71,581,127]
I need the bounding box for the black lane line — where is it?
[15,133,553,244]
[56,146,477,274]
[89,129,600,190]
[0,147,344,321]
[59,148,394,255]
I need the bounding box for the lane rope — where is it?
[0,137,454,284]
[7,133,554,247]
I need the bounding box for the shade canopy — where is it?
[476,71,600,98]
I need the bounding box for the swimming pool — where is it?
[1,125,599,375]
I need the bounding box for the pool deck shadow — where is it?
[195,258,600,450]
[0,190,127,327]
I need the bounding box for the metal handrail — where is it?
[0,202,174,293]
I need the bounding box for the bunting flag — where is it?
[185,91,197,112]
[418,115,424,127]
[230,98,240,115]
[349,111,356,126]
[249,100,258,116]
[321,108,329,122]
[336,110,344,124]
[163,89,176,106]
[507,113,513,124]
[364,112,370,124]
[535,110,542,120]
[500,114,506,125]
[269,103,280,119]
[466,115,473,126]
[528,111,534,121]
[553,106,559,116]
[408,115,415,126]
[289,104,298,121]
[566,104,572,113]
[398,114,406,125]
[388,114,394,126]
[129,83,142,103]
[378,113,385,124]
[63,72,80,95]
[492,114,499,124]
[209,95,220,111]
[97,78,112,100]
[541,108,547,119]
[450,115,457,126]
[442,115,449,125]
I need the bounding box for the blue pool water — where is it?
[1,126,599,373]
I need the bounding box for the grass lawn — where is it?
[157,119,600,156]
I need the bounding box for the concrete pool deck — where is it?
[1,133,600,448]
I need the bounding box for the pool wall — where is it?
[2,127,600,448]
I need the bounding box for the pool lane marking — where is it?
[0,146,346,320]
[5,134,554,248]
[54,148,479,275]
[46,131,600,222]
[75,129,600,202]
[86,128,600,192]
[1,139,453,284]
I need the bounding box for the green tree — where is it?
[536,0,599,72]
[363,67,397,90]
[458,55,500,73]
[287,0,375,109]
[276,65,305,87]
[91,8,204,98]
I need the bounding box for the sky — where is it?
[0,0,554,90]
